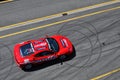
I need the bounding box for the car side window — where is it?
[35,51,54,57]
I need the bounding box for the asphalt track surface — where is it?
[0,0,120,80]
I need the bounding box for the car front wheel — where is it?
[59,55,66,60]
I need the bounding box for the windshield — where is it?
[20,43,34,56]
[46,38,59,52]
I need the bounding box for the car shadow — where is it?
[23,46,76,72]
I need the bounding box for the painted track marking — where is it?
[0,0,13,4]
[0,6,120,38]
[0,0,120,31]
[91,68,120,80]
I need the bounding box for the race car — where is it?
[14,35,74,70]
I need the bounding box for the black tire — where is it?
[23,64,32,70]
[59,55,67,60]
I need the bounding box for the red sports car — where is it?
[14,35,74,70]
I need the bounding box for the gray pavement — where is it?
[0,0,120,80]
[0,0,109,26]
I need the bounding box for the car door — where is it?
[34,51,57,63]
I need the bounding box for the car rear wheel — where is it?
[24,64,32,70]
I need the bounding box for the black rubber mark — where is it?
[49,20,102,80]
[102,42,105,46]
[62,13,68,16]
[57,21,102,68]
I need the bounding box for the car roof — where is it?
[14,35,64,59]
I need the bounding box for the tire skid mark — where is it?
[0,43,14,80]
